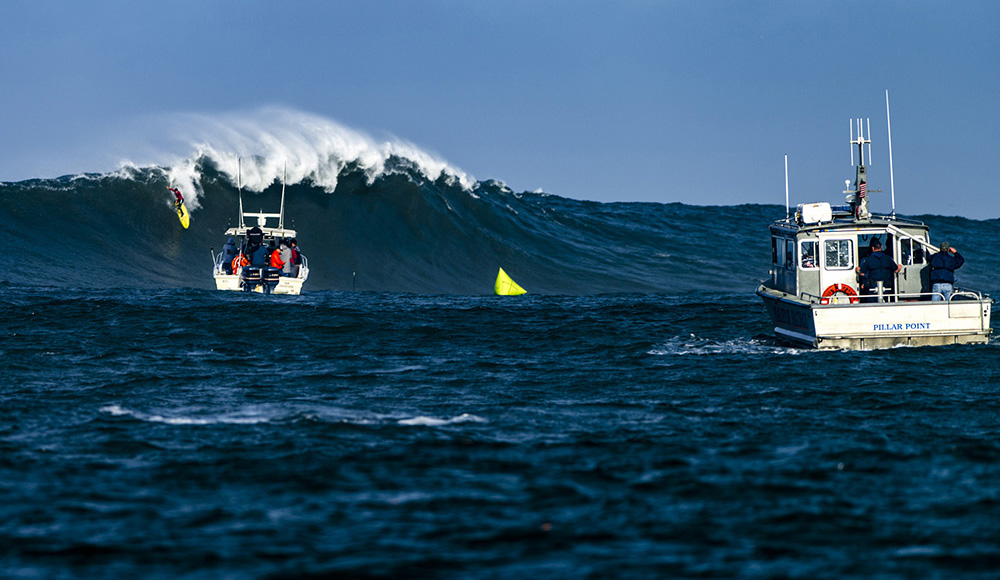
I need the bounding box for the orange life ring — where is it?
[820,283,859,304]
[231,254,249,274]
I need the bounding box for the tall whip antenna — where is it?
[237,157,245,228]
[885,90,896,217]
[784,154,790,219]
[279,161,286,229]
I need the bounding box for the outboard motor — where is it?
[262,267,281,294]
[241,266,262,291]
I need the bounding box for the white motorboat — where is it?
[212,160,309,295]
[756,94,992,349]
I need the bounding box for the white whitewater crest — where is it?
[100,404,273,426]
[120,107,475,210]
[398,413,488,427]
[100,404,487,428]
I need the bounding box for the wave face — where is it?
[2,113,998,295]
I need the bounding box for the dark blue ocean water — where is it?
[3,286,1000,579]
[3,158,1000,578]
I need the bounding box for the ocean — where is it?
[2,151,1000,579]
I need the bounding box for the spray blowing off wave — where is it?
[137,107,475,209]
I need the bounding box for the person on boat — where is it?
[279,239,294,277]
[248,237,268,268]
[856,238,900,303]
[270,240,286,271]
[221,237,238,275]
[929,242,964,302]
[290,238,303,277]
[168,187,184,208]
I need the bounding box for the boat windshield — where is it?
[900,238,925,266]
[858,233,893,261]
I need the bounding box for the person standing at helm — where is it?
[856,238,901,302]
[929,242,964,302]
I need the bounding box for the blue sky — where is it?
[2,1,998,217]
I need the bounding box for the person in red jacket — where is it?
[168,187,184,209]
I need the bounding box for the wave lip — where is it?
[153,107,475,206]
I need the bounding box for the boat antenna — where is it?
[279,161,286,230]
[784,154,790,219]
[237,156,246,229]
[852,118,872,166]
[885,89,896,217]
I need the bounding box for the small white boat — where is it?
[756,93,992,349]
[212,160,309,295]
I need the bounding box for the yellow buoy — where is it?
[495,267,527,296]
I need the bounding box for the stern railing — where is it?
[800,288,989,305]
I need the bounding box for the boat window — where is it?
[824,239,853,270]
[784,239,795,269]
[900,238,926,266]
[858,233,894,261]
[771,237,778,265]
[800,240,818,270]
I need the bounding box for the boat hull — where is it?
[756,284,992,350]
[214,273,305,295]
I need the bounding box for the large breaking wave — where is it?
[2,109,997,295]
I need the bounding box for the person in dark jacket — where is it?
[856,239,900,302]
[929,242,964,301]
[221,237,238,274]
[249,241,268,267]
[290,238,304,277]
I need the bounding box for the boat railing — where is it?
[298,255,309,280]
[212,251,309,279]
[802,288,989,304]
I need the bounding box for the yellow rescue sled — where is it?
[494,267,526,296]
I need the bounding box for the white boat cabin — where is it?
[768,202,933,304]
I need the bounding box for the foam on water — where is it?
[100,404,274,426]
[648,334,809,356]
[397,413,488,427]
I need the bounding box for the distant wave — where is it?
[2,108,998,295]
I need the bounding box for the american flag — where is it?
[859,181,867,199]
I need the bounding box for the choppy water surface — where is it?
[3,287,1000,579]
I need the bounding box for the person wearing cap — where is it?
[856,238,901,303]
[929,242,964,301]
